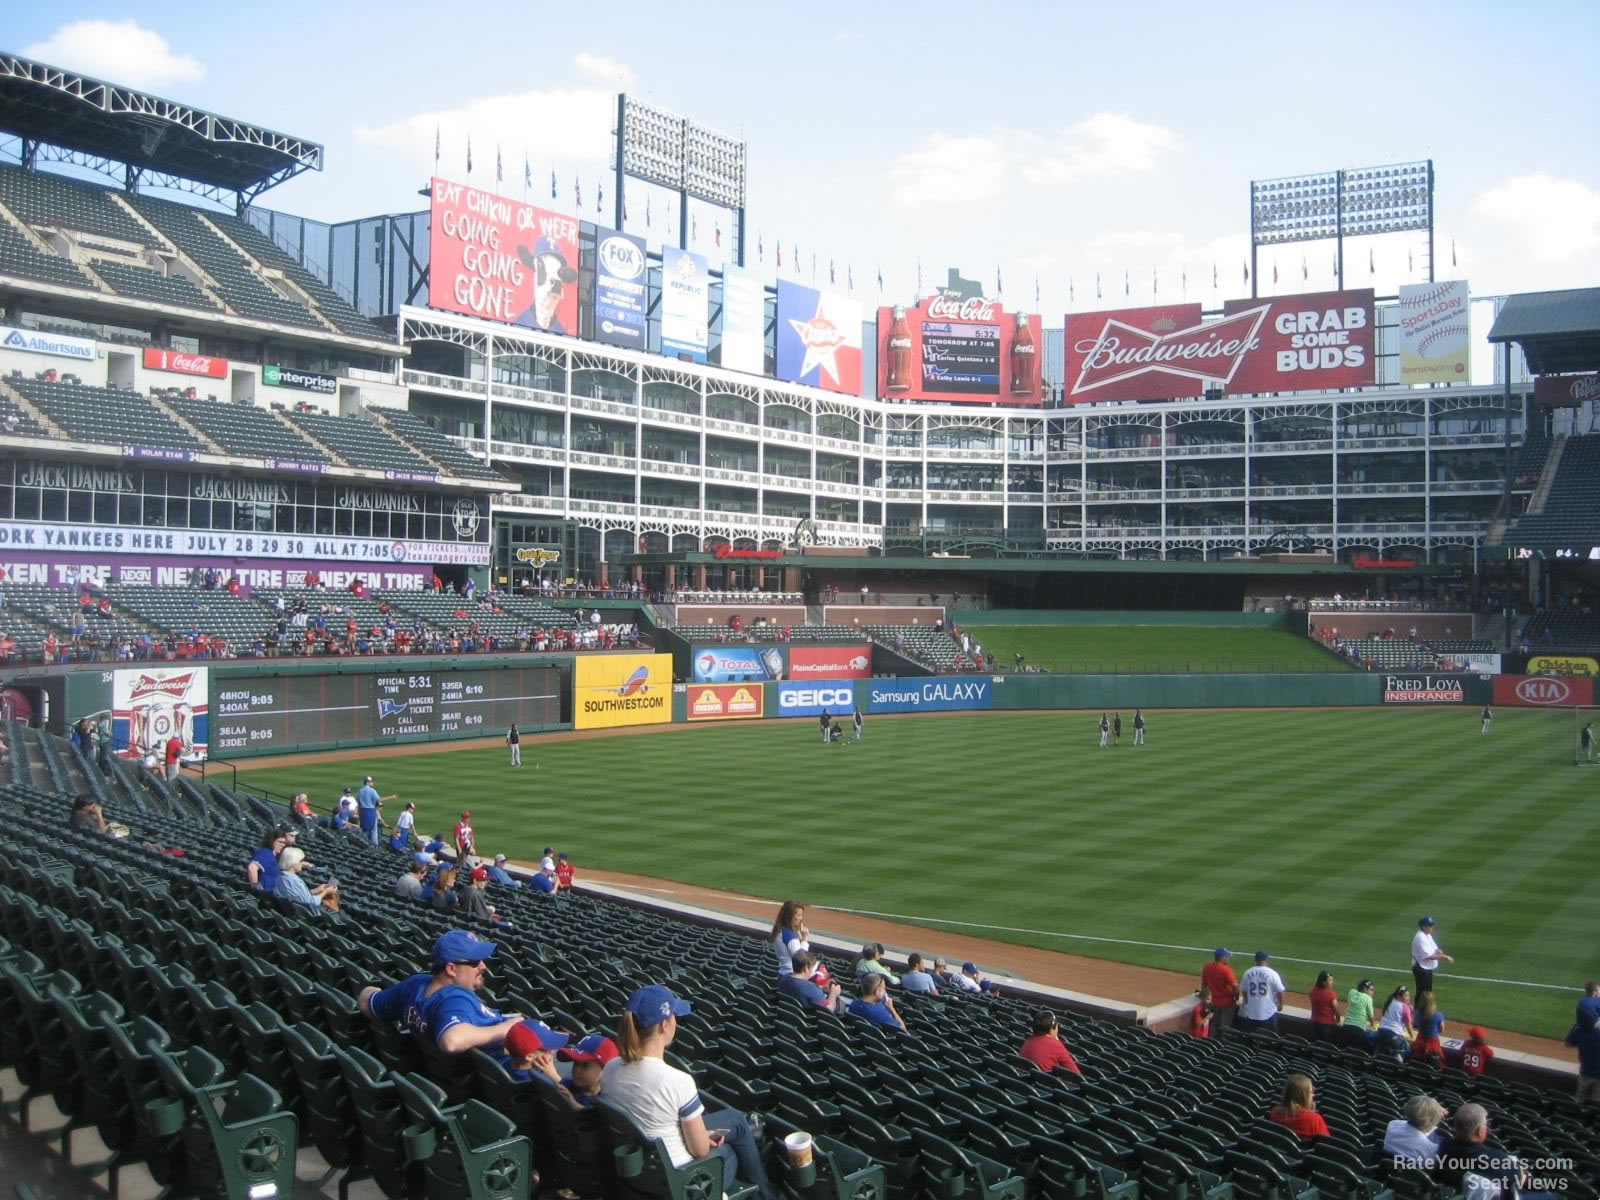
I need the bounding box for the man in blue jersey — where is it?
[355,775,387,847]
[417,938,528,1055]
[357,930,507,1040]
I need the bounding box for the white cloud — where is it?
[885,113,1181,213]
[1473,173,1600,263]
[573,52,634,87]
[24,20,204,89]
[355,86,616,185]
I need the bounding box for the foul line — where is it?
[822,905,1573,992]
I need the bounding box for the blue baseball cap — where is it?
[503,1019,569,1061]
[1214,948,1232,958]
[1254,950,1270,962]
[1419,916,1436,927]
[432,929,498,967]
[626,985,691,1026]
[962,962,979,974]
[558,1034,620,1065]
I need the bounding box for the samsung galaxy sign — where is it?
[868,676,993,714]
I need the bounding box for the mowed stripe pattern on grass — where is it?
[973,625,1351,672]
[237,706,1593,1038]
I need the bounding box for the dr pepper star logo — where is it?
[787,302,849,386]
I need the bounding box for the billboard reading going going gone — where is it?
[427,177,579,334]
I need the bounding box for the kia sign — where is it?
[1383,674,1467,704]
[868,676,993,714]
[787,645,871,679]
[691,646,784,683]
[427,176,579,334]
[776,682,856,717]
[592,226,647,350]
[1492,675,1595,707]
[1064,289,1375,403]
[143,347,229,378]
[687,684,764,721]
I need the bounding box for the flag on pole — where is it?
[433,125,441,173]
[575,178,582,208]
[1035,274,1041,308]
[714,222,721,248]
[1124,270,1129,297]
[776,241,782,268]
[495,145,502,186]
[829,259,835,285]
[1212,261,1218,290]
[645,194,651,227]
[1369,247,1375,276]
[876,265,883,294]
[810,253,817,284]
[1152,266,1158,297]
[996,265,1004,298]
[550,168,556,200]
[916,259,923,295]
[847,265,854,293]
[466,135,473,175]
[1068,278,1074,305]
[1096,272,1102,300]
[597,180,603,215]
[1301,256,1308,281]
[758,234,764,262]
[1181,267,1187,297]
[523,156,531,194]
[1273,260,1279,285]
[692,214,698,241]
[1243,261,1249,285]
[1451,239,1457,268]
[1408,248,1413,273]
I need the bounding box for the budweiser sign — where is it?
[143,347,229,379]
[1064,289,1376,403]
[1534,371,1600,408]
[127,670,199,701]
[926,294,998,321]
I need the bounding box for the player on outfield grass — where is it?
[506,723,522,767]
[1582,721,1595,763]
[1133,708,1146,745]
[1098,713,1110,748]
[1481,705,1492,735]
[819,710,831,745]
[1112,713,1122,745]
[852,707,864,742]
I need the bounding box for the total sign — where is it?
[776,682,856,717]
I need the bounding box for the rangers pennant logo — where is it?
[1071,306,1270,396]
[128,671,197,702]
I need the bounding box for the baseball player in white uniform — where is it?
[1132,708,1146,745]
[1098,713,1110,748]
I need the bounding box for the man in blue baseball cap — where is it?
[1410,916,1452,997]
[604,985,777,1200]
[414,930,529,1055]
[1237,951,1286,1032]
[516,236,577,333]
[357,929,501,1038]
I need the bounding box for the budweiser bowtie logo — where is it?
[1071,306,1270,395]
[129,671,196,701]
[927,295,997,322]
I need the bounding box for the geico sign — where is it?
[1515,677,1572,705]
[779,687,853,709]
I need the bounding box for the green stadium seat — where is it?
[337,1042,428,1198]
[148,1043,299,1200]
[911,1129,1026,1200]
[765,1113,889,1200]
[598,1096,762,1200]
[1136,1142,1236,1200]
[392,1070,536,1200]
[282,1021,366,1178]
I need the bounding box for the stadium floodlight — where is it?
[1247,160,1434,295]
[615,94,746,264]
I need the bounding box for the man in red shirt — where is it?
[1019,1010,1082,1075]
[554,852,574,892]
[163,733,184,782]
[1201,948,1240,1036]
[454,811,475,861]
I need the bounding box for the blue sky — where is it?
[4,2,1598,314]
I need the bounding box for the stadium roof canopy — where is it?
[1487,287,1600,376]
[0,53,321,205]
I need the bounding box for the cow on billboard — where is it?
[427,177,579,334]
[776,282,862,394]
[1064,290,1376,403]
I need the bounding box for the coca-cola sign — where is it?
[143,346,229,379]
[876,290,1039,405]
[1534,371,1600,408]
[1063,289,1376,404]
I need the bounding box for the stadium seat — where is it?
[1136,1142,1236,1200]
[148,1043,299,1200]
[393,1070,536,1200]
[600,1096,763,1200]
[282,1021,366,1174]
[911,1129,1026,1200]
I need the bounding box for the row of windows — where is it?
[0,488,460,539]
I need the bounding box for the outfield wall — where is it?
[951,609,1294,629]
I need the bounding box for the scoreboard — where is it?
[212,664,567,754]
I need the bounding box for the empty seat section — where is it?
[93,260,220,310]
[284,409,435,473]
[10,377,206,451]
[373,407,507,481]
[160,394,330,462]
[0,165,154,244]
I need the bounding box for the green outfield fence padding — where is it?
[989,671,1383,710]
[950,609,1294,629]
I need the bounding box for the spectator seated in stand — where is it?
[846,972,906,1032]
[900,952,940,996]
[273,846,338,911]
[1019,1009,1083,1075]
[1268,1073,1331,1140]
[779,952,843,1012]
[855,941,899,985]
[396,855,428,900]
[246,827,287,892]
[1382,1093,1445,1168]
[486,853,523,888]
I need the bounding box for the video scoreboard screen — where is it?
[212,664,568,753]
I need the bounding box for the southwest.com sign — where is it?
[869,676,993,714]
[574,653,673,729]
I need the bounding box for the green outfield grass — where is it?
[238,707,1595,1039]
[973,625,1352,673]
